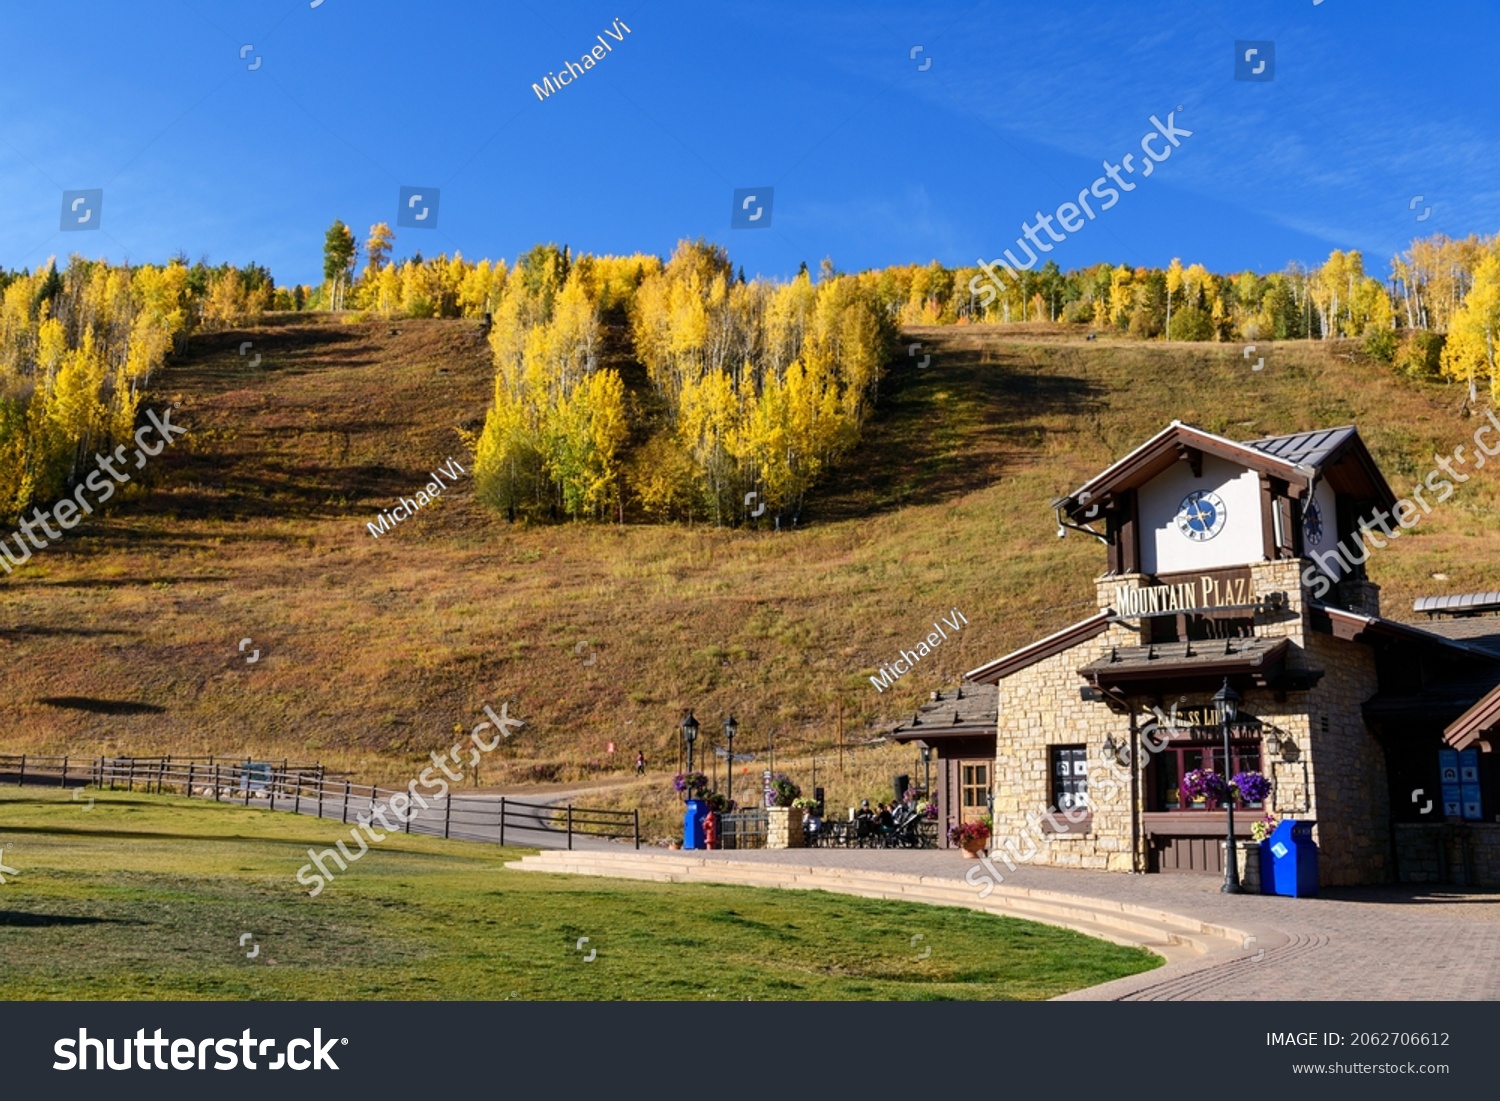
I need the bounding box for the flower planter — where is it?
[959,837,989,859]
[766,806,804,849]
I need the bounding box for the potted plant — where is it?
[672,771,710,799]
[762,776,805,849]
[916,800,938,820]
[1250,814,1277,842]
[1180,768,1229,806]
[768,773,801,808]
[947,816,992,858]
[704,791,735,814]
[1231,771,1272,806]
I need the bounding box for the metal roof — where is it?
[1414,592,1500,617]
[888,682,998,740]
[1239,425,1360,471]
[1411,616,1500,658]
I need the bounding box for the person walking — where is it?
[634,750,646,776]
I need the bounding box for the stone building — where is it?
[921,421,1500,887]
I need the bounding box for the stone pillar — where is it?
[766,807,804,849]
[1336,578,1381,618]
[1096,573,1148,648]
[1237,840,1262,892]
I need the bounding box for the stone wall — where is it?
[1298,629,1388,885]
[986,557,1393,885]
[991,639,1138,874]
[1394,823,1500,886]
[766,807,804,849]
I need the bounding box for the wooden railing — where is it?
[0,754,640,849]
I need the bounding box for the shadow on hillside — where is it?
[138,455,428,522]
[3,576,227,589]
[808,332,1103,523]
[0,912,134,928]
[0,625,136,640]
[38,697,166,716]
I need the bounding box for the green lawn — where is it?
[0,788,1159,1000]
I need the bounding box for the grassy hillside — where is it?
[1,316,1496,793]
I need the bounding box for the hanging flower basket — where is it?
[1232,771,1272,804]
[1180,768,1229,804]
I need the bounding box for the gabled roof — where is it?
[965,611,1112,685]
[1412,615,1500,658]
[1055,421,1397,521]
[1309,603,1500,658]
[1445,682,1500,751]
[1241,425,1360,468]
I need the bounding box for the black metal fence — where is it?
[719,809,767,850]
[0,754,640,849]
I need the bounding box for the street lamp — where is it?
[723,715,737,808]
[919,745,931,796]
[1213,678,1243,895]
[682,710,700,776]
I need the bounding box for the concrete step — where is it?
[505,851,1248,964]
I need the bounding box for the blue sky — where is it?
[2,0,1495,286]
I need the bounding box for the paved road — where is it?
[231,786,636,853]
[704,847,1500,1000]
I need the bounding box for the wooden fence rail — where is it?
[0,754,640,849]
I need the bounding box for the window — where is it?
[1154,743,1262,811]
[1050,746,1088,812]
[960,762,990,822]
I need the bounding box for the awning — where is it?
[888,683,997,757]
[1077,637,1315,693]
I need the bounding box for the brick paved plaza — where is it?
[671,847,1500,1000]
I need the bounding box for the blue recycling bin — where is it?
[682,798,707,850]
[1260,819,1318,897]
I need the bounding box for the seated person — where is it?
[803,808,822,841]
[876,803,895,829]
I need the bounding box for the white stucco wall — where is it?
[1139,455,1266,574]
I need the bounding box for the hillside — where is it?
[2,317,1497,788]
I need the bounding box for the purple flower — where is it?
[1180,768,1229,803]
[1232,771,1272,803]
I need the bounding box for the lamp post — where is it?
[1213,678,1243,894]
[920,745,931,796]
[723,715,737,809]
[682,710,699,777]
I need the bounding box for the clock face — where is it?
[1175,490,1227,541]
[1303,501,1324,544]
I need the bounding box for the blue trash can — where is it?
[682,798,707,850]
[1260,819,1318,897]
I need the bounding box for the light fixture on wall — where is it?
[1263,727,1298,762]
[1100,733,1129,766]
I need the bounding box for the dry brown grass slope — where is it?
[2,317,1497,794]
